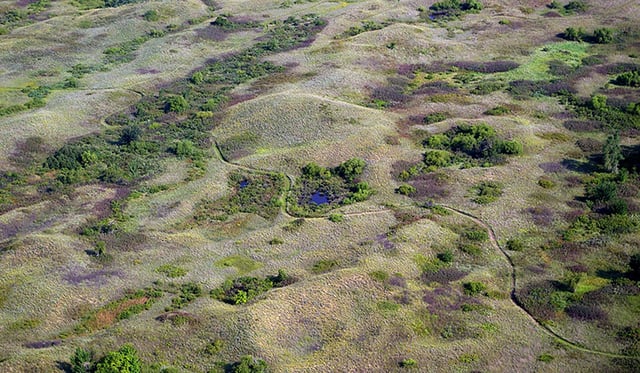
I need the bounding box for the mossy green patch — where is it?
[495,42,589,81]
[215,255,263,275]
[574,275,609,296]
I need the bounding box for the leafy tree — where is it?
[95,344,141,373]
[119,125,141,145]
[335,158,366,182]
[71,347,92,373]
[603,132,623,173]
[593,28,613,44]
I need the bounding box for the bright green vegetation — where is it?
[215,256,263,275]
[210,270,292,305]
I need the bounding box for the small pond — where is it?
[310,191,329,205]
[239,180,249,189]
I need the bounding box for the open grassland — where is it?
[1,0,640,371]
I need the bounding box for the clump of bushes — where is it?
[210,270,293,305]
[166,282,202,311]
[155,264,187,278]
[428,0,483,19]
[290,158,373,214]
[613,70,640,87]
[469,181,504,204]
[423,123,522,170]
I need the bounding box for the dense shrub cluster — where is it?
[428,0,483,19]
[290,158,373,214]
[423,123,522,169]
[210,270,293,304]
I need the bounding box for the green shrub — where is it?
[95,344,141,373]
[369,270,389,282]
[311,259,339,274]
[167,282,202,311]
[71,347,92,373]
[613,71,640,87]
[563,27,585,41]
[484,105,510,115]
[399,358,417,368]
[593,28,613,44]
[462,228,488,241]
[164,95,189,113]
[143,10,160,21]
[268,237,284,245]
[231,355,267,373]
[155,264,187,278]
[563,1,588,14]
[396,184,417,196]
[335,158,366,182]
[505,238,524,251]
[423,112,449,124]
[210,270,292,305]
[423,150,452,168]
[470,181,503,204]
[328,213,344,222]
[538,178,555,189]
[463,281,487,296]
[437,250,454,263]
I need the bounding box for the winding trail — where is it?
[210,136,639,361]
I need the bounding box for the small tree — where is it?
[603,132,623,174]
[71,347,92,373]
[335,158,366,182]
[119,125,141,145]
